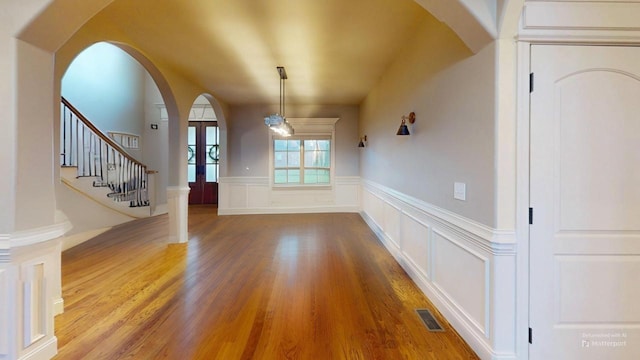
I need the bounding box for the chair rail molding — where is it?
[362,179,516,252]
[0,235,9,263]
[9,222,71,249]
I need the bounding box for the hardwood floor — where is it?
[54,206,479,359]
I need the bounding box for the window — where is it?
[274,138,331,185]
[269,118,339,188]
[108,131,139,149]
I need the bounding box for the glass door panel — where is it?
[188,121,219,205]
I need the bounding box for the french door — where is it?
[188,121,219,205]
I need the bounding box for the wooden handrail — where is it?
[61,96,147,168]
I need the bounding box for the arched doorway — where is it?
[187,95,220,205]
[59,41,171,226]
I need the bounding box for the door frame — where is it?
[515,2,640,358]
[515,40,533,360]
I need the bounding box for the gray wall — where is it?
[359,15,497,227]
[14,40,57,231]
[227,104,359,178]
[142,73,169,205]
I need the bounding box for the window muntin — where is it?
[274,138,331,185]
[205,125,219,182]
[187,126,197,183]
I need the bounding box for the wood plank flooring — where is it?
[54,206,479,359]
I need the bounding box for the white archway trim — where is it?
[498,0,525,39]
[414,0,498,53]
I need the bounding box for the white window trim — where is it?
[269,118,339,189]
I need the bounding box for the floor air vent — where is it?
[416,309,444,332]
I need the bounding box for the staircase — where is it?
[60,97,155,218]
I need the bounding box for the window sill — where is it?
[272,184,333,191]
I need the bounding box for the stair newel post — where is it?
[70,109,75,166]
[81,124,86,176]
[86,125,91,176]
[65,105,73,166]
[61,106,66,166]
[79,120,83,170]
[83,125,89,176]
[87,130,91,177]
[72,118,80,172]
[143,167,148,206]
[68,109,72,165]
[79,123,84,176]
[141,166,147,206]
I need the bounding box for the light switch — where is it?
[454,182,466,201]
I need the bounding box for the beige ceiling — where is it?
[82,0,430,105]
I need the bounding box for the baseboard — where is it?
[18,336,57,360]
[53,298,64,316]
[152,203,168,216]
[218,205,360,216]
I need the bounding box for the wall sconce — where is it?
[358,135,367,148]
[396,112,415,136]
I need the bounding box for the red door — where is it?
[188,121,219,205]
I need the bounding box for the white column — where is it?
[167,186,190,243]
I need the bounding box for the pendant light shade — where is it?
[396,120,410,135]
[396,112,415,136]
[358,135,367,148]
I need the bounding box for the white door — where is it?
[530,45,640,360]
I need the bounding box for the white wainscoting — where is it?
[0,267,8,358]
[218,176,361,215]
[360,180,517,360]
[1,224,65,360]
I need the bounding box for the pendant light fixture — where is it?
[264,66,294,137]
